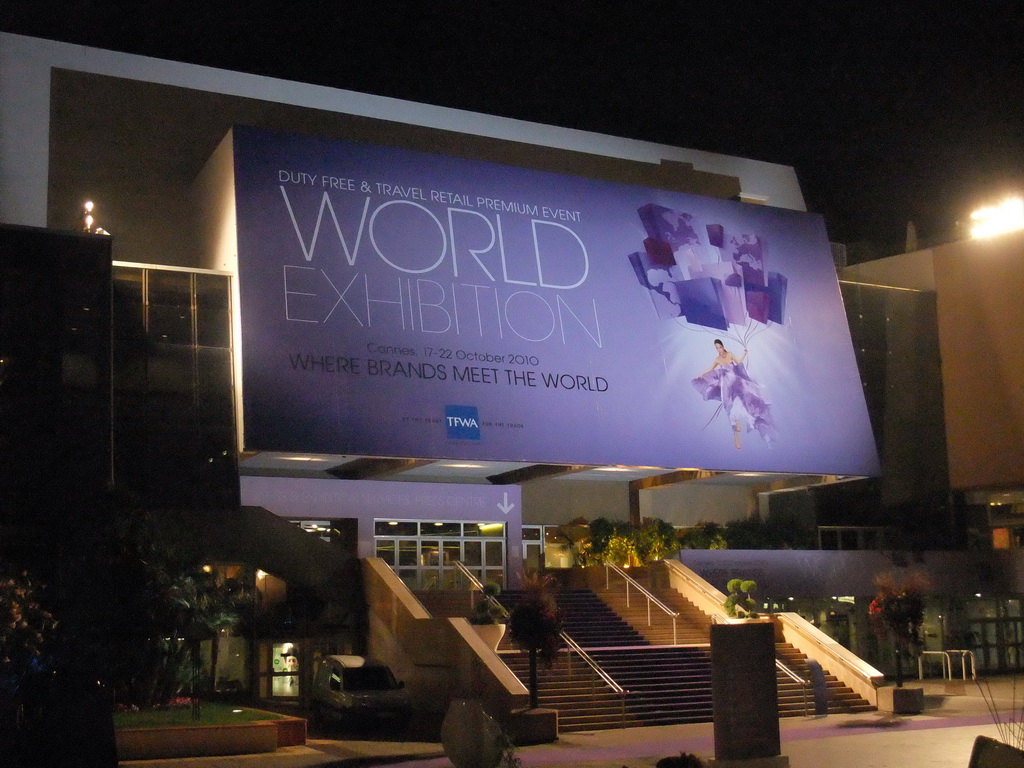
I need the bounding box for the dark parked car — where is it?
[310,655,411,724]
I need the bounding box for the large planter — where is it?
[969,735,1024,767]
[115,715,305,760]
[472,623,506,651]
[117,722,278,760]
[441,698,503,768]
[877,685,924,715]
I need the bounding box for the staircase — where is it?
[592,570,874,717]
[415,577,873,732]
[775,641,875,715]
[593,575,712,645]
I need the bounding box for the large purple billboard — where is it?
[233,125,878,476]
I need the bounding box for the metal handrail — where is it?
[604,562,680,644]
[453,561,509,618]
[776,658,810,716]
[918,650,951,680]
[560,632,629,695]
[560,631,630,725]
[452,562,629,721]
[944,649,977,680]
[660,560,732,624]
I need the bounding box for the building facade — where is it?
[4,31,1024,694]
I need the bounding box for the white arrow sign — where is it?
[497,491,515,515]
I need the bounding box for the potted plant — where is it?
[508,573,563,709]
[468,582,506,651]
[656,753,706,768]
[870,572,928,714]
[723,578,760,619]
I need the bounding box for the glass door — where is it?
[373,520,506,589]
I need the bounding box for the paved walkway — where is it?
[123,677,1024,768]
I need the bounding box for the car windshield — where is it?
[342,666,398,691]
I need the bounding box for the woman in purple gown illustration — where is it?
[692,339,776,448]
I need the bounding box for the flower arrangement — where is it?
[0,569,55,677]
[508,573,564,709]
[869,572,928,687]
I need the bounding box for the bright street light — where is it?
[970,197,1024,238]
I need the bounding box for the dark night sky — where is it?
[4,2,1024,260]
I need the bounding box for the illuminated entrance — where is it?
[374,519,506,590]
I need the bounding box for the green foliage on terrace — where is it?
[677,516,814,550]
[114,702,284,729]
[571,517,680,567]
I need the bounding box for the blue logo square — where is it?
[445,405,481,440]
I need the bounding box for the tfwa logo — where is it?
[445,405,481,440]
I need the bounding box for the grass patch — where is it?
[114,702,286,729]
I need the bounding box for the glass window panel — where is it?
[478,522,504,537]
[112,268,145,340]
[420,540,441,567]
[148,346,194,394]
[375,540,395,565]
[375,521,418,536]
[195,274,231,348]
[838,530,858,550]
[484,569,504,588]
[271,676,299,697]
[984,623,998,644]
[484,541,504,567]
[398,570,419,590]
[463,540,482,567]
[441,568,459,589]
[397,540,417,567]
[442,541,460,565]
[1009,621,1023,643]
[114,354,147,392]
[148,269,192,304]
[61,352,97,390]
[523,542,542,572]
[426,522,461,537]
[147,271,193,345]
[148,304,192,345]
[522,526,542,541]
[420,569,439,590]
[197,348,234,422]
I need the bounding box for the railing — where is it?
[775,658,811,716]
[662,560,883,707]
[558,631,628,693]
[453,561,509,618]
[918,649,976,681]
[454,561,629,719]
[604,562,680,645]
[658,559,730,624]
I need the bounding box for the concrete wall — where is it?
[680,548,1024,598]
[640,482,758,526]
[931,229,1024,490]
[843,229,1024,492]
[521,478,631,525]
[0,32,805,247]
